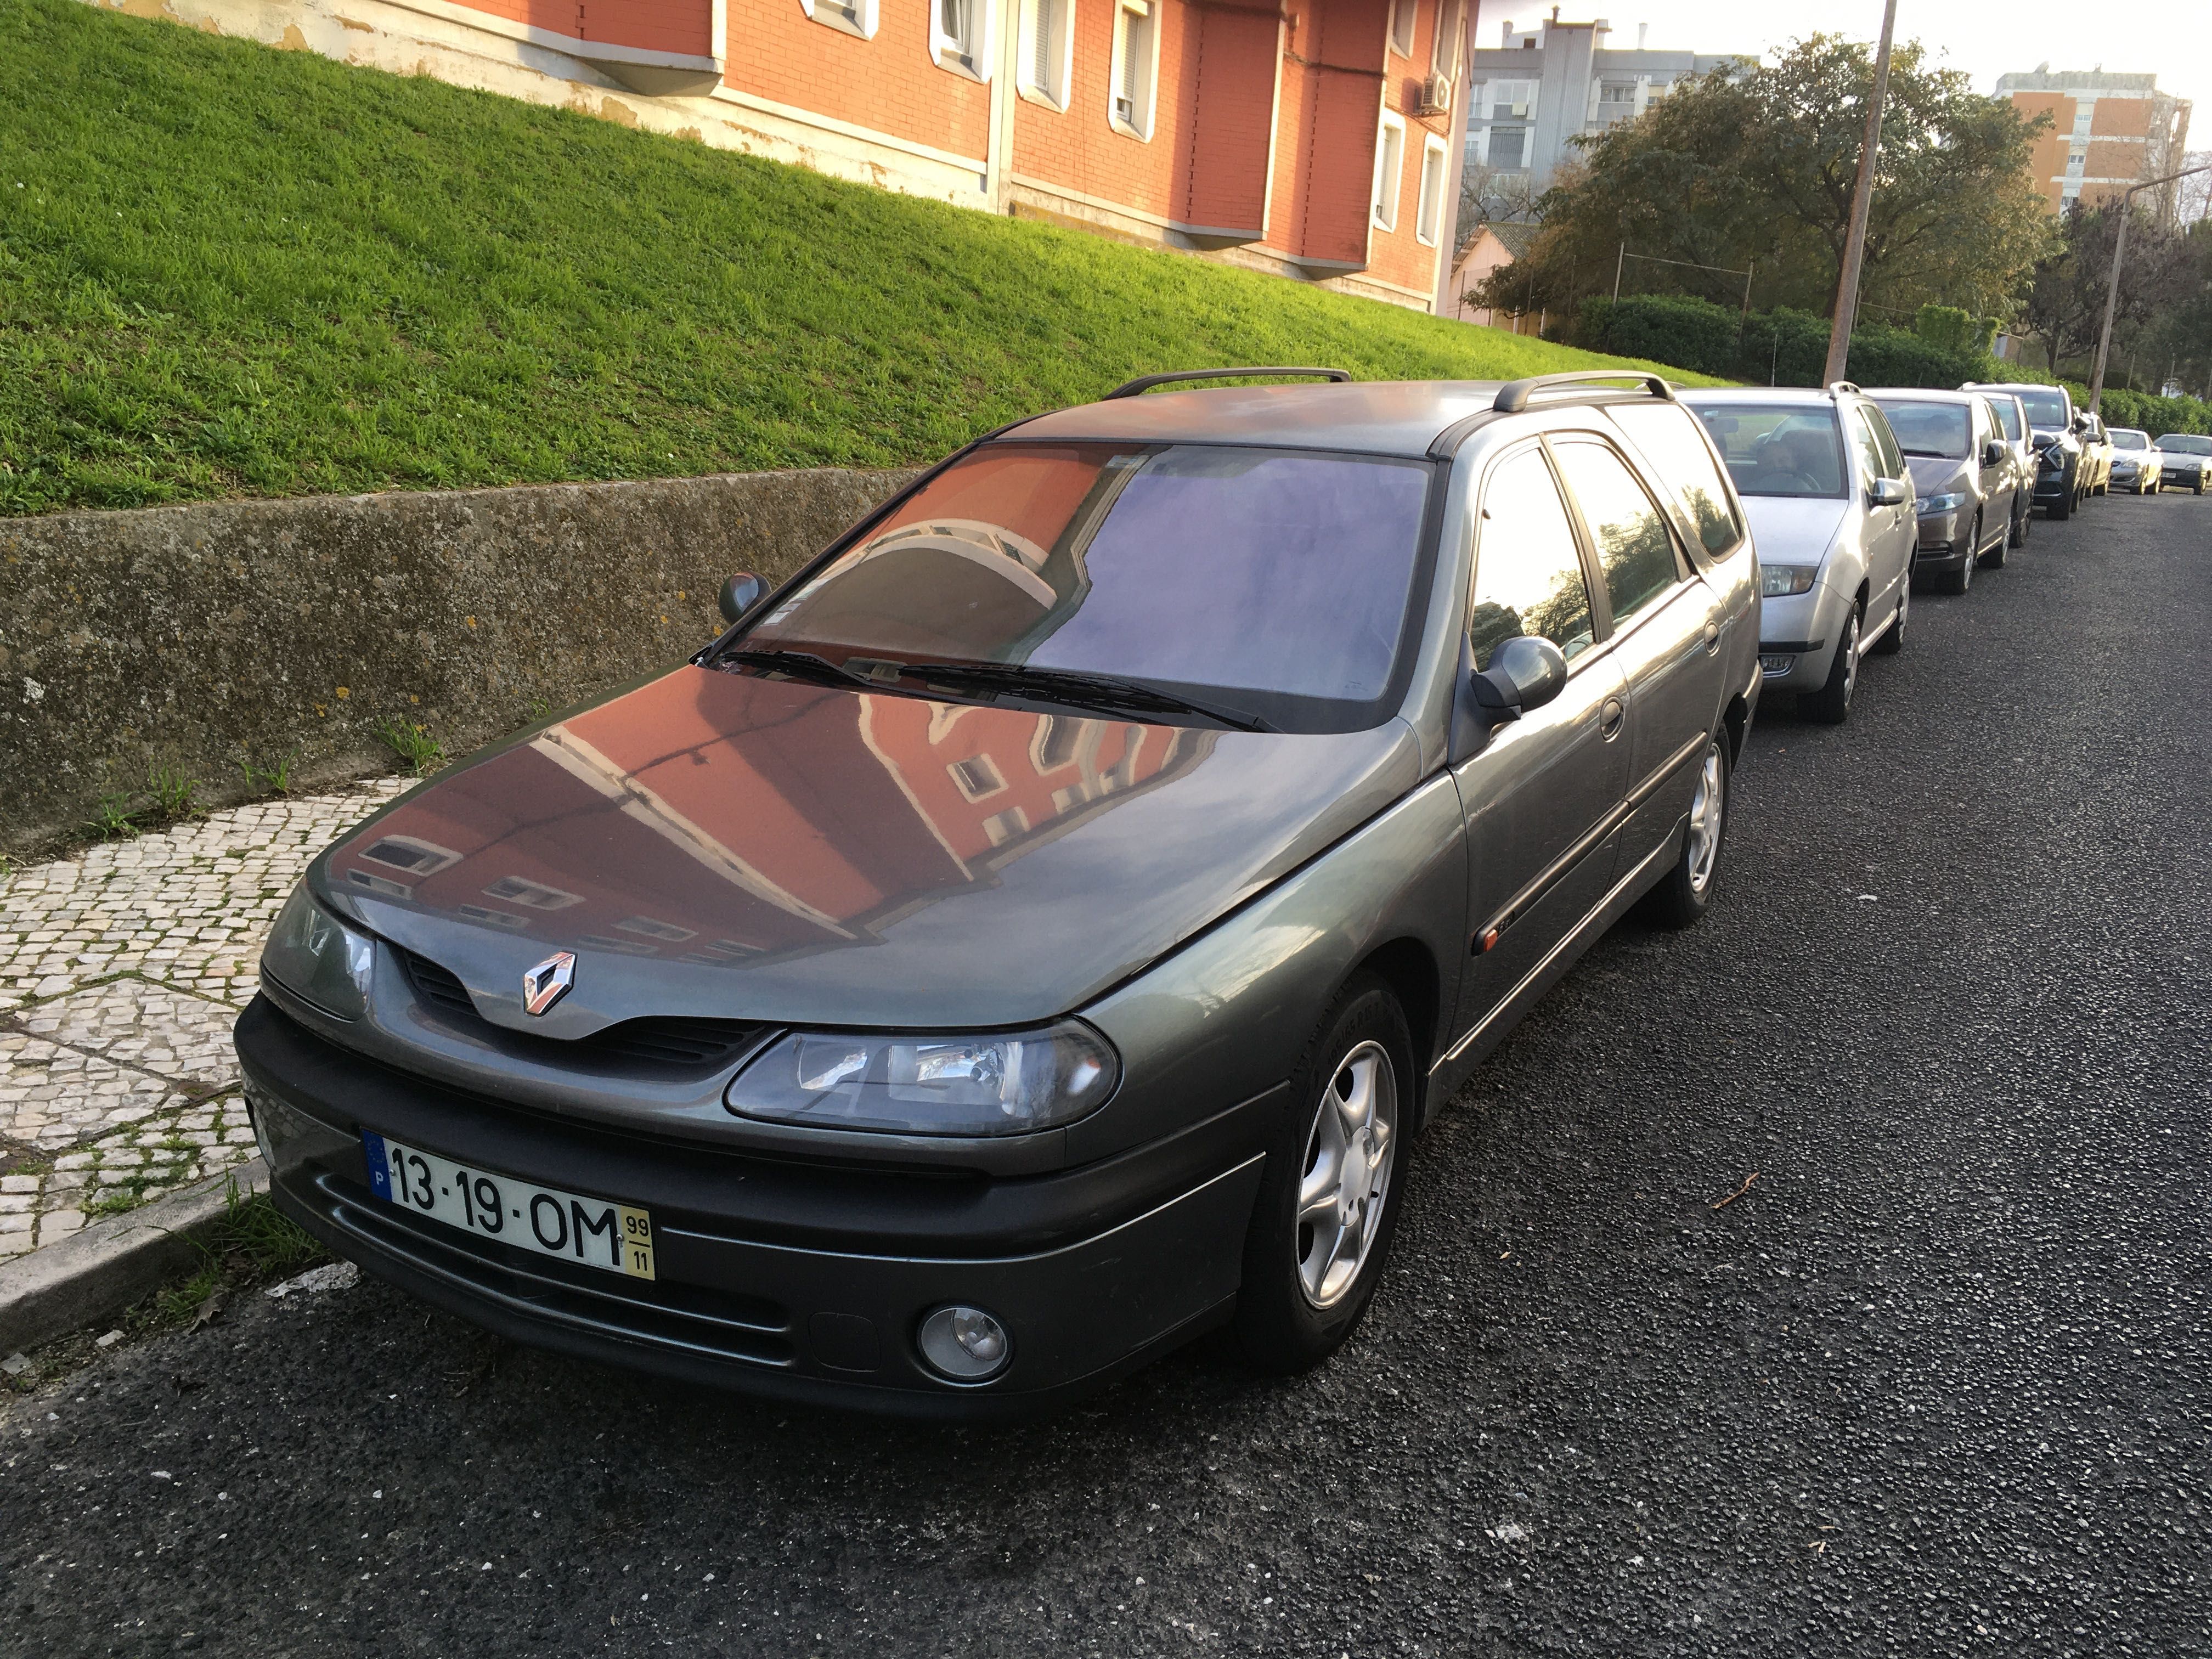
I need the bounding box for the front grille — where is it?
[398,947,768,1074]
[319,1171,795,1368]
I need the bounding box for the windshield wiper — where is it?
[908,662,1276,733]
[719,648,888,692]
[1900,448,1955,459]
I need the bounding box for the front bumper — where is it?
[238,997,1269,1419]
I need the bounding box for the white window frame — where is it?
[1429,0,1461,77]
[1109,0,1159,142]
[929,0,996,81]
[1018,0,1076,111]
[1387,0,1417,59]
[1415,132,1448,245]
[799,0,879,42]
[1372,110,1407,232]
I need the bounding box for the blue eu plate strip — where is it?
[363,1131,392,1201]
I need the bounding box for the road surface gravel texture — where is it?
[4,495,2208,1657]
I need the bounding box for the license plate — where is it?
[363,1132,655,1280]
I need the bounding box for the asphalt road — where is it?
[7,489,2209,1658]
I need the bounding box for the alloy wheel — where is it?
[1295,1040,1398,1310]
[1686,740,1725,894]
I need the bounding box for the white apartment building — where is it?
[1464,11,1736,198]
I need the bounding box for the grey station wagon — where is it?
[238,369,1762,1418]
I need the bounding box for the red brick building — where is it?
[98,0,1472,313]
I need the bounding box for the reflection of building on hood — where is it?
[329,669,1215,968]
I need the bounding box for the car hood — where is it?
[1904,455,1972,494]
[1738,495,1848,562]
[314,665,1420,1031]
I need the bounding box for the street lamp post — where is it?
[2086,160,2212,413]
[1824,0,1900,386]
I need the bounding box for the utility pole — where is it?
[1822,0,1899,386]
[2087,160,2212,412]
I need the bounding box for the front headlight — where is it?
[261,882,375,1020]
[1759,564,1819,597]
[725,1022,1120,1137]
[1916,492,1967,514]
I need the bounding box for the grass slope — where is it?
[0,0,1713,517]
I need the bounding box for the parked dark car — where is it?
[238,370,1762,1418]
[1870,390,2018,595]
[1963,381,2084,519]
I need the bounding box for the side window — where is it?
[1469,448,1596,670]
[1843,407,1887,486]
[1608,401,1746,560]
[1858,403,1905,480]
[1550,438,1684,629]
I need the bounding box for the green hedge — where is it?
[2090,387,2212,437]
[1579,294,1999,389]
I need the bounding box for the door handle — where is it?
[1599,698,1625,740]
[1701,621,1721,656]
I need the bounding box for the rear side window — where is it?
[1469,448,1596,670]
[1989,397,2023,441]
[1550,438,1684,629]
[1609,401,1745,560]
[1845,406,1889,482]
[1864,405,1905,478]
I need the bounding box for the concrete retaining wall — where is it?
[0,468,920,857]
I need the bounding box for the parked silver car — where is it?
[1870,389,2018,595]
[1963,381,2083,519]
[2155,432,2209,493]
[1688,383,1915,723]
[1978,389,2038,548]
[2075,411,2115,498]
[2107,427,2164,493]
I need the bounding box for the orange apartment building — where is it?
[1997,65,2193,222]
[86,0,1472,313]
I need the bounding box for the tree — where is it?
[2021,203,2192,382]
[1474,36,2055,326]
[1454,160,1539,252]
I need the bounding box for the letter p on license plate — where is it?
[364,1131,654,1280]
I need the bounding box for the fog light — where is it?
[917,1305,1011,1381]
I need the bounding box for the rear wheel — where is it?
[1235,977,1412,1375]
[2010,495,2030,546]
[1801,605,1861,723]
[1638,735,1730,929]
[1980,514,2007,569]
[1871,579,1908,655]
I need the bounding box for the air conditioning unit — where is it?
[1417,75,1452,116]
[1509,100,1528,116]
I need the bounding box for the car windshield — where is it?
[1689,404,1847,498]
[1875,400,1970,459]
[2015,388,2069,427]
[724,443,1434,732]
[1988,400,2023,441]
[2109,430,2149,449]
[2158,433,2212,454]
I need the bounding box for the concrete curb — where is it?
[0,1159,269,1353]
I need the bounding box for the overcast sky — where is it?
[1475,1,2212,129]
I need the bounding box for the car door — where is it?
[1970,399,2008,537]
[1448,440,1632,1043]
[1546,433,1722,874]
[1851,402,1916,604]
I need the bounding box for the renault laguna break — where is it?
[238,369,1761,1419]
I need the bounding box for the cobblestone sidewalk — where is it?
[0,780,409,1260]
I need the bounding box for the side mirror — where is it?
[1982,440,2008,467]
[1870,476,1910,507]
[718,572,766,624]
[1470,635,1570,721]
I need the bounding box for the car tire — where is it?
[1234,974,1413,1376]
[2049,481,2072,520]
[1638,733,1731,929]
[1981,514,2007,569]
[1941,522,1978,595]
[2010,496,2030,546]
[1871,579,1908,655]
[2197,479,2205,496]
[1801,605,1861,723]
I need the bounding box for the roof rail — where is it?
[1490,370,1675,415]
[1827,380,1864,396]
[1103,366,1353,400]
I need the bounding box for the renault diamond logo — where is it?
[522,951,576,1017]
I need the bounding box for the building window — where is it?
[1595,79,1637,128]
[983,806,1031,847]
[1018,0,1074,109]
[800,0,878,41]
[1486,124,1527,171]
[947,753,1006,801]
[1416,133,1449,245]
[1387,0,1416,58]
[1372,110,1407,231]
[930,0,994,80]
[1109,0,1157,139]
[1430,0,1462,76]
[1485,78,1534,120]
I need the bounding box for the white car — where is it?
[2107,428,2164,494]
[1686,384,1917,725]
[2155,433,2209,494]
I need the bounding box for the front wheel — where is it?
[1942,522,1978,595]
[1638,735,1731,929]
[1235,977,1412,1375]
[2049,484,2073,521]
[1801,604,1862,721]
